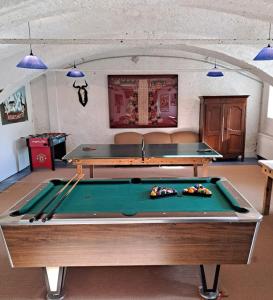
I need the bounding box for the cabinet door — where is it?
[223,103,246,156]
[203,103,223,153]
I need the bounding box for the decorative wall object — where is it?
[108,75,178,128]
[0,86,28,125]
[73,80,88,107]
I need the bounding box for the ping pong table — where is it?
[63,142,222,178]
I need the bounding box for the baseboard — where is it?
[0,167,31,191]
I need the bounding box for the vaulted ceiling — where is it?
[1,0,273,96]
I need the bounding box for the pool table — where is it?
[0,177,262,300]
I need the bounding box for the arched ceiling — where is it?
[1,0,273,96]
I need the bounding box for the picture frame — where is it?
[108,75,178,128]
[0,86,28,125]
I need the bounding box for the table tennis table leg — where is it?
[76,164,83,176]
[263,176,272,215]
[194,163,210,177]
[193,165,198,177]
[202,163,209,177]
[89,165,94,178]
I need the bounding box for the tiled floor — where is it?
[0,158,259,192]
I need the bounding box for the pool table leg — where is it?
[44,267,66,300]
[199,265,220,300]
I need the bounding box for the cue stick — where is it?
[29,173,80,223]
[42,174,84,222]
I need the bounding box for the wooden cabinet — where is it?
[199,96,248,160]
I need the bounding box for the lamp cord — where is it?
[28,21,33,55]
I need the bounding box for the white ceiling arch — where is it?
[1,0,273,96]
[75,45,270,82]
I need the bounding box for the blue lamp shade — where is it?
[66,67,85,78]
[253,44,273,60]
[206,66,224,77]
[16,52,48,69]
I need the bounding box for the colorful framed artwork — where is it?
[0,86,28,125]
[108,75,178,128]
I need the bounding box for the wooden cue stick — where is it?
[42,174,84,222]
[29,173,80,223]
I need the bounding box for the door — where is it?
[203,103,223,153]
[223,103,246,157]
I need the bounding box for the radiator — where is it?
[257,133,273,159]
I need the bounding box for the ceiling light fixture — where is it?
[66,62,85,77]
[206,60,224,77]
[16,22,48,69]
[253,23,273,60]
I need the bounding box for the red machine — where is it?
[26,133,67,171]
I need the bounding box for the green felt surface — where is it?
[16,178,241,215]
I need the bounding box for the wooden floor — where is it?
[0,164,273,300]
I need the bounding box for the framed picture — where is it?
[0,86,28,125]
[108,75,178,128]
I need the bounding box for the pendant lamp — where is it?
[206,60,224,77]
[66,62,85,77]
[16,22,48,69]
[253,23,273,60]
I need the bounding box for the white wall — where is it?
[0,84,34,182]
[31,57,262,157]
[259,83,273,136]
[257,83,273,159]
[30,75,50,132]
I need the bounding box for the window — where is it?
[267,85,273,119]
